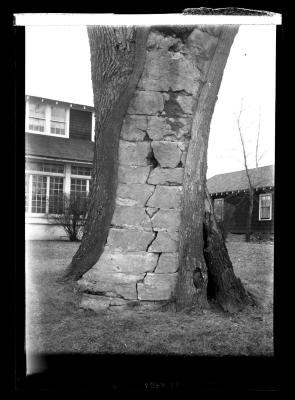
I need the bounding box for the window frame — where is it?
[25,161,92,218]
[27,101,46,133]
[259,193,272,221]
[26,99,70,138]
[70,166,91,198]
[25,162,65,217]
[213,198,224,222]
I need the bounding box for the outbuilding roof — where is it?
[25,133,94,163]
[207,165,274,194]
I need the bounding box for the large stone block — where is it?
[118,165,151,184]
[168,56,200,95]
[107,228,155,251]
[151,141,182,168]
[137,273,178,300]
[112,206,152,230]
[146,116,191,142]
[120,115,148,141]
[147,167,183,185]
[119,141,151,166]
[80,293,112,311]
[128,91,164,115]
[155,253,179,273]
[137,46,200,95]
[90,250,158,275]
[80,293,134,311]
[151,209,181,232]
[176,95,194,115]
[137,52,171,92]
[146,116,173,140]
[148,231,179,253]
[116,183,155,207]
[147,186,183,209]
[78,272,143,300]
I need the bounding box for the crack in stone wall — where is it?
[78,26,219,311]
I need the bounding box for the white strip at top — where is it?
[14,13,282,26]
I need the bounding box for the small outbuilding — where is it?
[207,165,274,235]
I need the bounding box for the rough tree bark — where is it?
[203,188,256,313]
[62,26,150,281]
[175,25,244,310]
[62,24,254,314]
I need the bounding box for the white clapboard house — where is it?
[25,95,95,240]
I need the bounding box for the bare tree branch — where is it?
[255,106,261,168]
[235,100,254,242]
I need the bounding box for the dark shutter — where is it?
[69,109,92,140]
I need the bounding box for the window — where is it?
[213,198,224,221]
[31,175,47,213]
[26,99,69,137]
[25,161,92,215]
[49,177,64,214]
[51,106,66,135]
[26,161,64,174]
[25,162,64,215]
[25,174,30,213]
[70,165,91,201]
[70,178,88,200]
[28,102,46,132]
[71,165,92,176]
[259,193,272,221]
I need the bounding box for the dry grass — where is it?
[25,240,273,356]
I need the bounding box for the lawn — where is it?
[25,240,273,356]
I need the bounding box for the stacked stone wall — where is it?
[78,28,218,311]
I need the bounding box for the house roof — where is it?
[26,95,94,112]
[207,165,274,194]
[25,133,94,163]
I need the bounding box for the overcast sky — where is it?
[25,24,276,178]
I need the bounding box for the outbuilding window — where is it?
[259,193,272,221]
[213,198,224,221]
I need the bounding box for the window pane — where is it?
[260,194,271,220]
[49,177,64,214]
[29,102,46,118]
[28,102,46,132]
[25,174,30,212]
[214,198,223,221]
[50,121,65,135]
[26,162,64,174]
[51,106,66,122]
[29,117,46,132]
[70,178,88,199]
[31,175,47,213]
[261,207,270,219]
[50,106,66,135]
[71,165,92,176]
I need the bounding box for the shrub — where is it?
[48,193,89,241]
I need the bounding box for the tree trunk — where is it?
[175,25,240,310]
[62,26,150,281]
[203,188,256,313]
[61,24,254,315]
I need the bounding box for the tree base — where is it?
[204,210,256,313]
